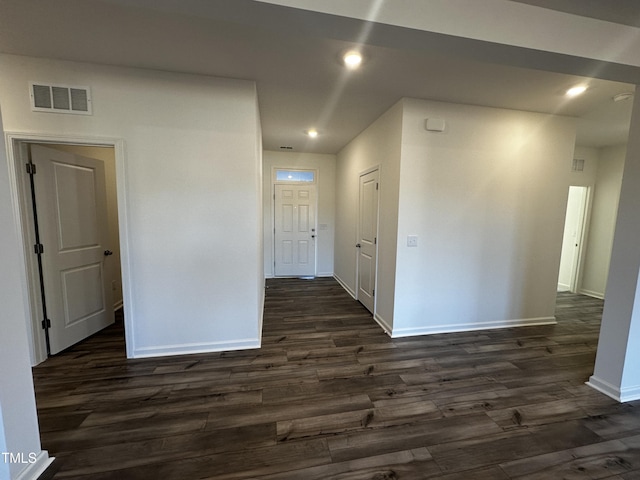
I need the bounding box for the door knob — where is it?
[356,243,361,248]
[104,250,113,256]
[311,235,316,239]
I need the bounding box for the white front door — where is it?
[357,169,379,313]
[30,145,113,355]
[274,184,316,277]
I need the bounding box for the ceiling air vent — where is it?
[29,83,92,115]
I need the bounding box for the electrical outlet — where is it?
[407,235,418,247]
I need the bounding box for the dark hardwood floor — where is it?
[33,278,640,479]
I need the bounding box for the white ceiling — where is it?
[512,0,640,28]
[0,0,635,154]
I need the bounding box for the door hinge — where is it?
[372,289,375,296]
[34,243,44,254]
[41,318,51,329]
[376,183,379,190]
[374,237,377,245]
[26,163,36,175]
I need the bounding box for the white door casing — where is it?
[30,145,113,354]
[274,184,317,276]
[357,169,379,313]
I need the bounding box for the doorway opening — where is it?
[8,136,126,364]
[557,185,590,293]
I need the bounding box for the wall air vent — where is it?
[29,82,92,115]
[572,158,585,172]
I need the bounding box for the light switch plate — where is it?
[407,235,418,247]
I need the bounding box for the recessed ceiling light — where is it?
[566,85,588,97]
[613,92,634,102]
[307,129,318,138]
[343,51,363,69]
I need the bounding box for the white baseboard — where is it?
[113,299,123,310]
[587,376,622,402]
[557,283,570,291]
[265,273,333,279]
[333,274,356,299]
[14,451,54,480]
[373,313,392,336]
[587,375,640,403]
[258,285,265,338]
[132,338,261,358]
[617,385,640,403]
[578,289,605,300]
[390,316,557,338]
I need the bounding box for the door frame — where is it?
[271,167,318,277]
[5,132,132,364]
[355,165,380,313]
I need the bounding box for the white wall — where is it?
[0,54,263,358]
[263,150,335,277]
[0,109,51,480]
[580,145,626,298]
[335,98,579,336]
[589,92,640,402]
[335,101,403,330]
[255,102,265,334]
[392,99,577,336]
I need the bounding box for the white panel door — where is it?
[558,186,588,292]
[358,170,379,313]
[274,184,316,276]
[31,145,113,354]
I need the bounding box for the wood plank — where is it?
[42,411,209,452]
[428,420,604,474]
[54,438,331,479]
[485,398,589,429]
[328,414,504,463]
[254,448,442,480]
[276,398,442,442]
[206,392,373,430]
[499,435,640,479]
[434,382,575,417]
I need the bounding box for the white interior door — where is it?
[274,184,317,277]
[30,144,113,355]
[558,185,588,292]
[357,169,379,313]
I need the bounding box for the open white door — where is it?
[274,184,317,277]
[558,186,589,293]
[357,169,379,313]
[30,144,113,355]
